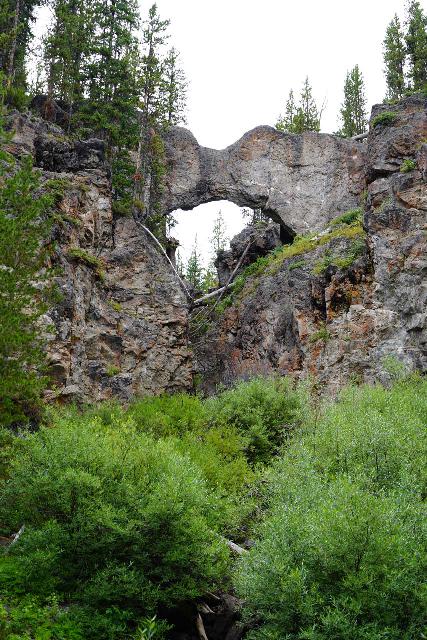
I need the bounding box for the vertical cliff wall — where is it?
[10,112,193,403]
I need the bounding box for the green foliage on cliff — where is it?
[371,111,398,128]
[0,106,54,427]
[235,375,427,640]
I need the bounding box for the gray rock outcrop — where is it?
[7,94,427,403]
[162,125,366,235]
[9,112,192,403]
[193,95,427,394]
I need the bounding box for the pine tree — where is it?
[43,0,94,109]
[297,77,321,132]
[383,14,406,100]
[276,90,297,132]
[210,210,228,256]
[276,78,321,133]
[405,0,427,91]
[80,0,140,147]
[133,3,170,223]
[133,4,187,241]
[0,0,42,95]
[338,65,367,137]
[0,94,54,425]
[185,237,204,290]
[161,46,187,127]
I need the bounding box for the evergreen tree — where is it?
[210,210,228,256]
[185,237,204,290]
[0,0,42,95]
[383,14,406,100]
[405,0,427,91]
[133,3,170,223]
[133,4,187,242]
[0,94,54,426]
[201,264,217,292]
[276,77,321,133]
[276,89,297,132]
[338,65,367,137]
[43,0,94,109]
[80,0,140,147]
[161,46,187,127]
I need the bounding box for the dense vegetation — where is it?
[0,377,306,639]
[236,375,427,639]
[0,374,426,639]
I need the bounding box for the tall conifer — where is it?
[383,15,406,100]
[338,65,367,137]
[405,0,427,91]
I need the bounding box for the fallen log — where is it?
[196,612,209,640]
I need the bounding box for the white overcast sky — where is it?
[33,0,427,266]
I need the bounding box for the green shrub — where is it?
[400,158,417,173]
[0,416,228,635]
[106,364,120,377]
[308,324,330,342]
[67,248,105,281]
[235,376,427,639]
[330,208,362,227]
[371,111,398,128]
[0,595,83,640]
[313,238,366,275]
[205,377,307,465]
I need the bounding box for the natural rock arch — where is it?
[162,125,366,236]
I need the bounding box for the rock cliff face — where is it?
[162,125,366,235]
[9,112,193,403]
[193,96,427,394]
[8,95,426,402]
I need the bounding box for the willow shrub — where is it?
[235,376,427,640]
[0,414,228,635]
[205,377,308,465]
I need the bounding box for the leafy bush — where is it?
[0,416,228,637]
[235,376,427,639]
[205,377,307,465]
[400,158,417,173]
[371,111,398,128]
[0,595,83,640]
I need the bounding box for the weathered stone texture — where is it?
[163,125,366,234]
[9,113,192,403]
[7,94,427,402]
[193,96,427,394]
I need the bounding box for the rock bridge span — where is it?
[162,125,366,236]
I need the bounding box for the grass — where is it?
[309,324,331,343]
[312,238,366,275]
[67,247,105,282]
[214,215,366,315]
[106,364,121,377]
